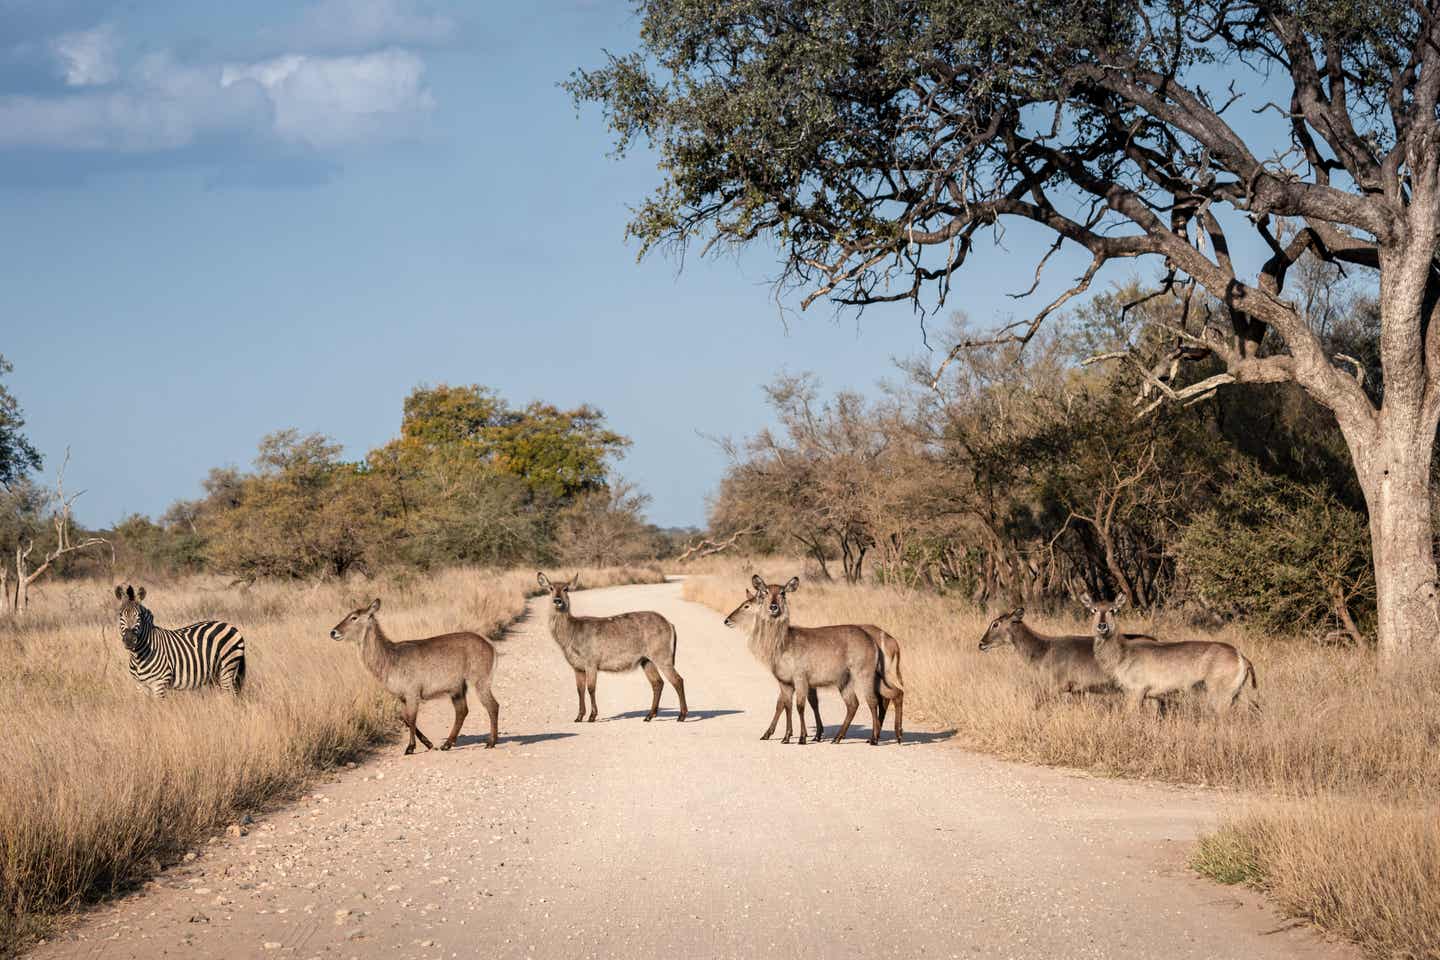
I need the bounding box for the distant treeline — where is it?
[709,281,1389,644]
[4,384,692,585]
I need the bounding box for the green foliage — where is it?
[1178,463,1375,640]
[0,355,42,490]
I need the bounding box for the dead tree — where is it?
[10,451,109,614]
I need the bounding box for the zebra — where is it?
[114,584,247,696]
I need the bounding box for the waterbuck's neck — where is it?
[359,618,398,679]
[747,610,791,667]
[548,604,579,648]
[1091,625,1123,670]
[1006,620,1050,662]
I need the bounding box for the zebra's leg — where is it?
[220,658,245,696]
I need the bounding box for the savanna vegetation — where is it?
[569,1,1440,952]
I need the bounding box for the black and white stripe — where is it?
[116,585,246,696]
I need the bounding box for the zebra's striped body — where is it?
[115,585,246,697]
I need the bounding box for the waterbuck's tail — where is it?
[1246,657,1258,689]
[875,630,903,693]
[671,621,678,664]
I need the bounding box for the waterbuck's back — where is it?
[388,631,495,698]
[1111,637,1244,695]
[553,610,675,672]
[775,624,876,688]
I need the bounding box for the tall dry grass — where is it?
[685,568,1440,958]
[0,564,662,955]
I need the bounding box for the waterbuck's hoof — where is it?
[403,744,416,755]
[780,736,791,744]
[868,738,880,746]
[643,715,654,722]
[440,740,453,751]
[677,714,687,723]
[484,740,496,749]
[587,715,597,723]
[760,732,772,741]
[574,716,583,723]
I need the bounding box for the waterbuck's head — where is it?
[977,608,1025,652]
[330,598,381,643]
[113,584,148,651]
[721,588,759,628]
[538,572,577,613]
[1080,593,1126,640]
[749,574,800,622]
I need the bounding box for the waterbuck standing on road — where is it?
[723,586,905,742]
[1083,594,1258,714]
[538,572,688,723]
[736,575,901,745]
[329,598,500,754]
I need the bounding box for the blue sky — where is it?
[2,0,1141,529]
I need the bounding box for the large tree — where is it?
[571,0,1440,656]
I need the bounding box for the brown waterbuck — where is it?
[329,598,500,754]
[538,572,688,723]
[723,586,905,742]
[733,575,902,745]
[1082,594,1258,714]
[978,607,1159,698]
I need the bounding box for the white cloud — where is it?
[50,24,118,87]
[222,49,434,148]
[279,0,456,53]
[0,45,434,152]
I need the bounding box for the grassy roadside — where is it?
[684,569,1439,959]
[0,564,662,957]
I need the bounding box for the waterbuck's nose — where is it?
[722,617,733,627]
[329,629,341,640]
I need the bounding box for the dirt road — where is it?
[35,580,1353,960]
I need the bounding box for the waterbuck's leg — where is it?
[476,678,499,748]
[572,669,587,723]
[401,697,430,755]
[780,683,795,744]
[762,686,786,741]
[891,690,905,744]
[832,680,860,744]
[441,687,468,751]
[876,676,888,730]
[863,685,882,746]
[641,660,664,722]
[1128,688,1149,714]
[585,669,599,723]
[807,687,823,740]
[657,662,688,722]
[794,678,812,745]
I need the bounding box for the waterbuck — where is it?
[538,572,688,723]
[737,575,901,745]
[1083,594,1258,714]
[329,598,500,754]
[977,607,1159,697]
[722,587,904,742]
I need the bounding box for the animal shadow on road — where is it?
[453,731,579,748]
[607,708,744,722]
[825,726,957,746]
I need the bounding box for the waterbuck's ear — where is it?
[1112,593,1127,611]
[1080,592,1095,611]
[783,576,800,594]
[751,574,767,592]
[136,586,146,603]
[366,597,381,615]
[1010,607,1025,622]
[537,572,552,590]
[568,573,580,591]
[114,585,125,601]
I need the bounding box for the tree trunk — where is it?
[1351,429,1439,659]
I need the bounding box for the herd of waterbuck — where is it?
[115,569,1259,751]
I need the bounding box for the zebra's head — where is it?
[114,584,147,651]
[330,598,381,643]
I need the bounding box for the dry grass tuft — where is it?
[0,564,662,955]
[685,568,1440,958]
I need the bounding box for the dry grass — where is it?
[685,567,1440,958]
[0,564,662,956]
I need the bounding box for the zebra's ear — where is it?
[136,586,146,603]
[114,585,125,601]
[366,597,381,615]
